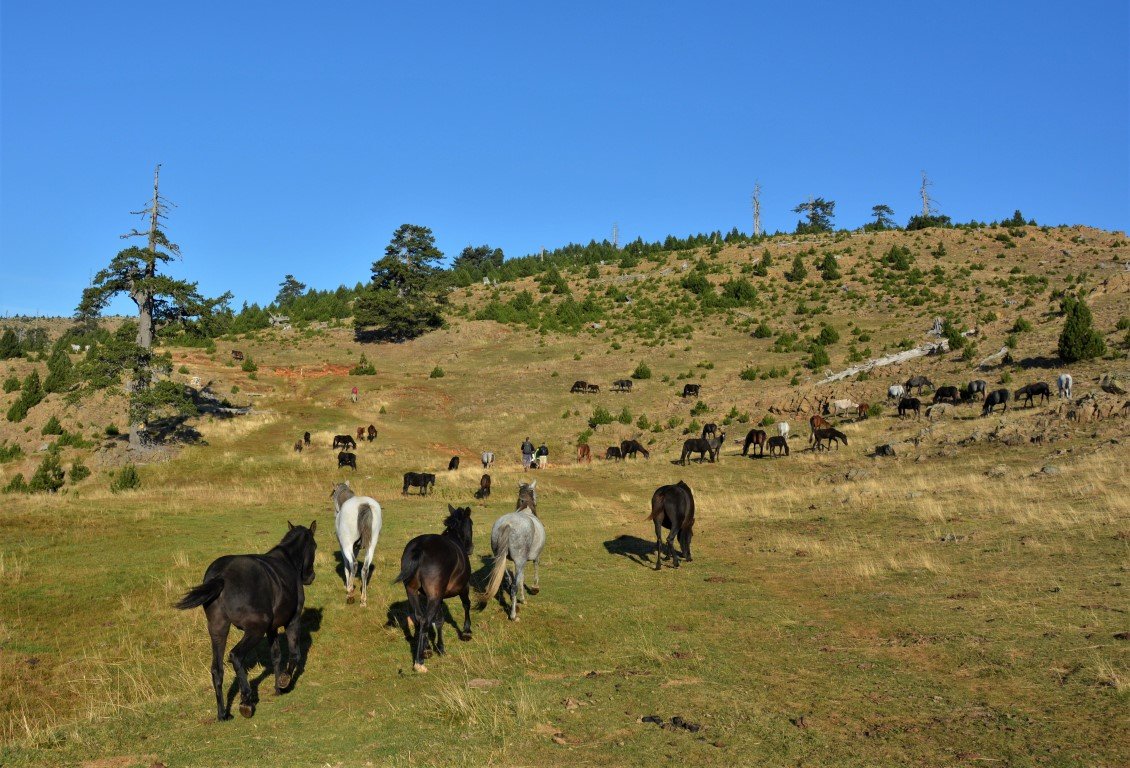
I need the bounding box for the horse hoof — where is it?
[526,586,540,595]
[276,672,292,690]
[422,649,433,659]
[239,703,254,718]
[360,599,367,607]
[459,632,472,642]
[413,663,428,673]
[346,595,355,605]
[219,712,233,722]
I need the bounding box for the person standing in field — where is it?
[521,437,534,471]
[535,442,549,469]
[351,385,359,403]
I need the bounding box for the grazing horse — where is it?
[682,384,700,398]
[337,452,357,470]
[982,388,1010,416]
[856,402,871,419]
[812,427,848,451]
[742,429,767,457]
[331,482,382,607]
[481,495,546,621]
[175,522,317,721]
[402,472,436,496]
[701,423,718,439]
[293,440,303,453]
[827,399,858,417]
[1015,382,1051,407]
[448,456,460,471]
[612,379,633,392]
[888,384,906,401]
[809,414,831,444]
[963,379,987,401]
[933,386,961,405]
[680,432,724,464]
[356,427,365,441]
[776,421,790,440]
[586,383,600,394]
[394,506,474,673]
[649,481,695,570]
[576,444,592,463]
[303,431,311,446]
[570,380,588,393]
[898,397,922,419]
[1057,373,1073,400]
[905,376,933,394]
[231,350,245,362]
[767,435,790,457]
[605,446,623,461]
[476,474,491,499]
[332,434,356,450]
[620,439,650,459]
[481,451,494,469]
[367,425,377,442]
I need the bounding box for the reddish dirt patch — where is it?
[272,364,351,380]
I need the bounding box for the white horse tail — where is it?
[479,525,511,607]
[357,503,374,553]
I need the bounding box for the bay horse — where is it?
[809,414,831,445]
[394,505,474,673]
[649,480,695,570]
[812,427,848,451]
[742,429,767,457]
[481,491,546,621]
[475,473,491,499]
[331,482,382,607]
[576,444,592,463]
[767,435,790,456]
[620,439,650,459]
[175,521,317,721]
[402,472,436,495]
[856,402,871,419]
[356,426,365,441]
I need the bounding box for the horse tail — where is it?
[175,576,224,610]
[357,503,373,553]
[393,543,422,585]
[479,525,511,607]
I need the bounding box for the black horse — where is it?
[1015,382,1051,408]
[933,386,961,405]
[403,472,436,495]
[175,522,317,721]
[962,379,987,401]
[767,435,790,456]
[366,425,378,442]
[680,432,724,464]
[742,429,767,457]
[898,397,922,419]
[448,456,460,471]
[682,384,700,398]
[982,388,1010,416]
[570,380,588,394]
[394,505,474,673]
[905,376,933,394]
[612,379,633,392]
[620,439,651,459]
[812,427,848,451]
[701,423,718,439]
[605,446,623,461]
[303,431,311,446]
[337,451,357,470]
[649,481,695,570]
[475,473,491,499]
[332,434,356,450]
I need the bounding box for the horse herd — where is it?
[884,373,1071,420]
[177,474,697,721]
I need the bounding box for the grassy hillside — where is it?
[0,224,1127,767]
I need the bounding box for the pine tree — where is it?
[819,254,841,281]
[1058,295,1106,362]
[0,329,20,359]
[785,253,808,283]
[43,347,74,393]
[354,224,446,342]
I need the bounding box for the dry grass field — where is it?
[1,224,1128,766]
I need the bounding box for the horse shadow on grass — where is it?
[224,606,323,713]
[604,535,656,568]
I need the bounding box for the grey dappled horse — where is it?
[481,481,545,621]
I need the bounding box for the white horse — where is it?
[481,482,545,621]
[1057,373,1073,399]
[331,482,383,607]
[888,384,906,401]
[776,421,790,440]
[481,451,494,469]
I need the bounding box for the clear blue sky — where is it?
[2,1,1127,317]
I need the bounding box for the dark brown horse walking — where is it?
[649,481,695,570]
[175,522,318,721]
[742,429,767,457]
[394,506,474,673]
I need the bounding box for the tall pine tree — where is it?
[354,224,446,341]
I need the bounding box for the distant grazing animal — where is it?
[963,379,987,401]
[481,451,494,469]
[337,451,357,471]
[293,440,303,453]
[480,489,546,621]
[331,482,382,607]
[905,376,933,394]
[776,422,790,440]
[649,480,695,570]
[476,474,491,499]
[356,427,365,441]
[767,435,790,457]
[231,350,245,362]
[680,431,724,464]
[742,429,767,457]
[516,479,537,517]
[856,402,871,419]
[875,444,896,457]
[367,425,377,442]
[982,388,1010,416]
[586,383,600,394]
[175,521,317,720]
[402,472,436,496]
[394,505,474,673]
[827,398,859,417]
[701,423,718,439]
[812,427,848,451]
[1057,373,1073,400]
[605,446,623,461]
[898,397,922,419]
[1015,382,1051,408]
[933,386,961,405]
[448,456,460,471]
[332,434,356,450]
[809,414,831,442]
[570,380,588,394]
[576,444,591,463]
[888,384,906,401]
[620,439,651,459]
[303,431,311,446]
[682,384,700,398]
[612,379,633,392]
